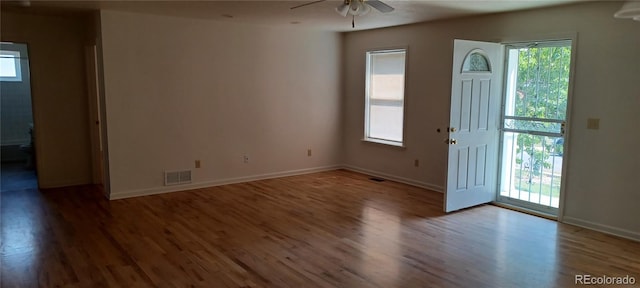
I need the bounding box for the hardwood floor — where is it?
[1,170,639,287]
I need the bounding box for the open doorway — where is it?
[498,41,573,216]
[0,42,37,192]
[445,38,574,217]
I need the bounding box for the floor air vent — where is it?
[164,170,192,186]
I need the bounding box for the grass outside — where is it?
[513,169,561,198]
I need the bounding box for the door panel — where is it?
[445,40,503,213]
[477,80,490,130]
[459,80,472,133]
[475,144,487,186]
[456,147,469,190]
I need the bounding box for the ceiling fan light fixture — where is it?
[335,4,349,17]
[292,0,394,27]
[345,0,371,16]
[349,0,362,15]
[614,1,640,18]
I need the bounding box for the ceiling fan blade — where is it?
[366,0,394,13]
[290,0,327,10]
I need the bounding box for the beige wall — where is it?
[99,10,342,198]
[1,11,93,188]
[343,2,640,239]
[8,2,635,240]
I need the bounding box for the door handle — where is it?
[450,139,457,145]
[447,127,457,133]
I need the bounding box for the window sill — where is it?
[362,138,406,149]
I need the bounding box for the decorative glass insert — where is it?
[462,50,490,72]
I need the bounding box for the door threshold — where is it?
[491,202,558,221]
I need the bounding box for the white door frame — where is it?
[497,33,578,222]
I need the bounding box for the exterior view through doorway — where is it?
[445,39,574,216]
[498,40,573,216]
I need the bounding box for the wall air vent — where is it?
[164,170,192,186]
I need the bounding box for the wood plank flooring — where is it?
[1,170,639,287]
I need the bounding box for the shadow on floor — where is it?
[1,162,37,193]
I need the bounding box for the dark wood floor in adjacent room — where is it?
[1,170,639,287]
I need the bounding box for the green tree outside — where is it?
[511,45,571,184]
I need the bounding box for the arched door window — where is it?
[462,49,491,72]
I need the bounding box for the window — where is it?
[462,50,491,72]
[365,49,406,146]
[0,50,22,82]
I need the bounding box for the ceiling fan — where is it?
[290,0,395,28]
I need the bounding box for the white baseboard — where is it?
[562,216,640,242]
[108,165,342,200]
[109,164,444,200]
[342,165,444,193]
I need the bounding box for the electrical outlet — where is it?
[307,149,312,157]
[243,155,249,164]
[195,160,201,168]
[414,159,419,167]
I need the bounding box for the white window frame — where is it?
[0,50,22,82]
[364,48,408,147]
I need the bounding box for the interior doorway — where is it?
[0,42,37,192]
[497,41,573,216]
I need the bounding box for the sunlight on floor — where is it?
[360,203,401,286]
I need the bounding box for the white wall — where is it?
[342,2,640,239]
[99,11,342,198]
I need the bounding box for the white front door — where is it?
[445,40,504,212]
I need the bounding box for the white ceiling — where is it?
[10,0,585,32]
